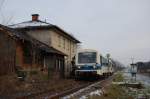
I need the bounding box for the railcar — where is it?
[101,56,114,77]
[75,49,113,79]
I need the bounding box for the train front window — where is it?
[78,52,96,63]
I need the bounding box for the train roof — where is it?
[77,49,98,52]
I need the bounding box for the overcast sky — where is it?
[0,0,150,65]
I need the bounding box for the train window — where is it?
[101,56,109,65]
[78,52,96,63]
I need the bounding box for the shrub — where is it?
[113,72,124,82]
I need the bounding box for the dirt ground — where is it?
[0,73,85,98]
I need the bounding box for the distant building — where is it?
[137,62,150,73]
[0,24,65,78]
[9,14,80,77]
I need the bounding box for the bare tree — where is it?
[0,0,14,25]
[111,59,125,71]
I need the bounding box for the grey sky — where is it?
[1,0,150,65]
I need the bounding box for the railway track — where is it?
[17,75,114,99]
[17,80,94,99]
[61,75,114,99]
[46,75,114,99]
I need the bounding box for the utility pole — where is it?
[130,57,137,82]
[131,57,134,64]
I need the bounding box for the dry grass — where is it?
[87,84,133,99]
[87,73,133,99]
[113,72,124,82]
[0,72,83,98]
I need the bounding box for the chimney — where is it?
[32,14,39,21]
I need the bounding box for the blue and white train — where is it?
[75,49,113,79]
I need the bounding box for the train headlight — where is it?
[78,66,81,69]
[93,65,96,69]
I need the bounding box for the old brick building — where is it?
[0,24,65,77]
[9,14,80,77]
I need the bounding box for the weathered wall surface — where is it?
[15,40,45,70]
[0,31,16,75]
[27,30,51,46]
